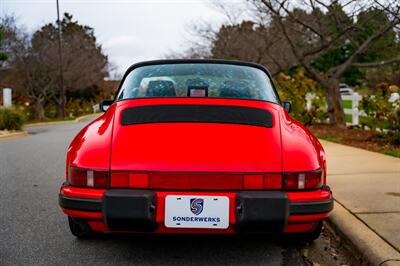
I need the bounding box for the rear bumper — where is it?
[59,185,333,234]
[59,193,333,215]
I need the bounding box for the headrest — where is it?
[220,80,251,99]
[146,80,176,97]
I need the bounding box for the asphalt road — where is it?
[0,120,345,266]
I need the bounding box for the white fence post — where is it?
[342,92,362,126]
[306,93,315,111]
[307,91,365,126]
[92,104,100,113]
[352,93,362,125]
[3,88,12,108]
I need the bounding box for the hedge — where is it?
[0,108,24,130]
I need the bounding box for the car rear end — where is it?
[59,60,333,237]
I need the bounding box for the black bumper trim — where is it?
[103,189,156,230]
[59,194,102,212]
[236,191,289,232]
[290,199,334,214]
[59,192,333,215]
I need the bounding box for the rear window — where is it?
[117,63,279,103]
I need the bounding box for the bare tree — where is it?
[249,0,400,125]
[165,1,248,59]
[0,14,108,120]
[1,16,57,119]
[210,20,298,75]
[40,14,108,116]
[0,26,8,63]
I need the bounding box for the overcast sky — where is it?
[1,0,244,76]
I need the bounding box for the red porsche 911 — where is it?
[59,59,333,240]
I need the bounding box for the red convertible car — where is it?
[59,59,333,240]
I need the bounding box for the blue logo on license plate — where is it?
[190,198,204,215]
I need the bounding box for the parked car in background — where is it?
[340,83,354,95]
[59,59,333,240]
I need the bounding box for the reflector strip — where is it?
[263,174,282,189]
[244,175,263,189]
[108,170,321,190]
[129,173,149,188]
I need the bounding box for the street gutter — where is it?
[0,113,101,141]
[0,130,28,140]
[327,200,400,266]
[24,113,101,127]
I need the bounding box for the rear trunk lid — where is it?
[110,98,282,173]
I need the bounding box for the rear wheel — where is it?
[295,220,323,242]
[68,216,93,238]
[278,221,323,243]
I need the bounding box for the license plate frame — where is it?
[164,195,229,229]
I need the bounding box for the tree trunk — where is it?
[34,100,45,120]
[326,78,345,125]
[56,93,66,119]
[57,100,65,119]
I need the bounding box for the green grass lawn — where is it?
[345,114,352,123]
[342,99,352,109]
[383,150,400,158]
[343,100,354,123]
[318,135,343,142]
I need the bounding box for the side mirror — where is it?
[100,100,113,112]
[282,101,292,113]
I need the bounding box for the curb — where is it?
[0,130,28,140]
[74,113,102,122]
[327,200,400,266]
[24,113,101,127]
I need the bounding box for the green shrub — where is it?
[65,99,94,118]
[360,89,400,145]
[13,104,36,121]
[275,70,328,125]
[42,99,94,120]
[0,108,24,130]
[44,102,58,119]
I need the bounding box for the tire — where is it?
[277,220,323,243]
[295,220,323,242]
[68,216,93,238]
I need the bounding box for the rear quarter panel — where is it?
[66,105,116,179]
[279,110,326,180]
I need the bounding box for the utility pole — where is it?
[56,0,65,118]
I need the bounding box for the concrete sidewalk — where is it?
[320,140,400,264]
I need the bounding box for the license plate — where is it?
[164,195,229,229]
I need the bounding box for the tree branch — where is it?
[302,24,355,57]
[273,0,324,40]
[352,58,400,68]
[331,20,399,78]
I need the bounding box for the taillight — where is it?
[283,171,322,190]
[69,167,109,188]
